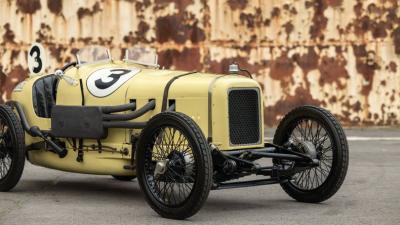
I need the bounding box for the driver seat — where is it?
[32,75,59,118]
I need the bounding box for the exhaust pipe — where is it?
[6,101,68,158]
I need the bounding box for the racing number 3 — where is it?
[86,67,140,97]
[29,46,42,73]
[94,69,131,90]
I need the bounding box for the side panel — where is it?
[167,73,219,139]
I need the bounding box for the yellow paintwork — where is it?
[10,60,264,175]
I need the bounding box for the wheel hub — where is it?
[167,151,186,175]
[154,160,168,177]
[296,140,318,159]
[154,151,188,178]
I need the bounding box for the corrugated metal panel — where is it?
[0,0,399,126]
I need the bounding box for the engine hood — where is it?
[70,61,260,109]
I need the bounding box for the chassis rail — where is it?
[213,178,279,190]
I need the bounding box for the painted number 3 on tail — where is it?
[87,68,141,97]
[28,43,47,75]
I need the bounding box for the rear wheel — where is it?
[136,112,212,220]
[273,105,348,203]
[0,105,25,192]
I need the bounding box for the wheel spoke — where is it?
[143,125,197,206]
[283,118,334,191]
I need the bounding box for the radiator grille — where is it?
[228,89,260,145]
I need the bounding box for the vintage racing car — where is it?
[0,45,348,219]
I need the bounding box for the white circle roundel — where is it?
[86,68,140,97]
[27,43,47,75]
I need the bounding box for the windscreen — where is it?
[76,46,111,65]
[125,47,158,67]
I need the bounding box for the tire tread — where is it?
[274,105,348,203]
[136,111,212,219]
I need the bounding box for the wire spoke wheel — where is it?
[273,106,348,203]
[144,126,197,206]
[136,112,212,219]
[0,105,25,192]
[287,119,333,191]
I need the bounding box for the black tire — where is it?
[273,105,348,203]
[0,105,25,192]
[136,111,212,220]
[112,175,136,181]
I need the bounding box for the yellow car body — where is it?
[11,60,263,176]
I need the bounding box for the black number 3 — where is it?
[94,69,131,90]
[29,46,42,73]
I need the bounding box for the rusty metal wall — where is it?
[0,0,399,126]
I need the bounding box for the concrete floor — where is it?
[0,129,399,225]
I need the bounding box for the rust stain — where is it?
[2,23,15,43]
[156,15,205,44]
[77,2,102,20]
[271,7,281,18]
[47,0,62,15]
[264,87,323,126]
[353,1,363,17]
[353,45,378,96]
[137,21,150,42]
[226,0,248,10]
[49,44,66,63]
[283,22,294,41]
[10,49,20,64]
[269,52,295,87]
[36,23,53,43]
[124,21,150,44]
[392,27,400,55]
[16,0,41,14]
[318,55,349,88]
[158,47,202,71]
[154,0,194,11]
[325,0,343,7]
[239,9,264,29]
[0,65,28,102]
[293,47,319,75]
[388,61,397,73]
[283,3,298,15]
[309,0,328,40]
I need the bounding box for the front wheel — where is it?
[136,112,213,220]
[273,105,348,203]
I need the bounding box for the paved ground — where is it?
[1,128,399,225]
